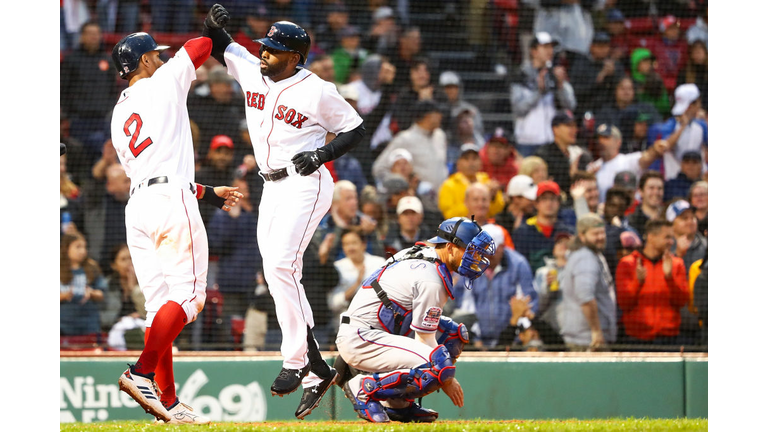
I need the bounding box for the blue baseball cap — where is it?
[666,200,693,222]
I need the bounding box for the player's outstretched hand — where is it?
[213,186,243,211]
[442,377,464,408]
[292,150,324,176]
[205,4,230,29]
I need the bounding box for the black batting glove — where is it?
[292,149,330,176]
[204,4,229,30]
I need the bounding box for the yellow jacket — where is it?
[438,172,505,219]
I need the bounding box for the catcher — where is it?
[334,217,496,422]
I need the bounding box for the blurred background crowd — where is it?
[60,0,707,352]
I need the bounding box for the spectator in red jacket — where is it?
[615,219,689,346]
[479,129,519,187]
[648,16,688,95]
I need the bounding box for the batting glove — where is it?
[292,149,329,176]
[204,4,229,29]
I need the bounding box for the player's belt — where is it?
[341,316,350,324]
[131,176,195,196]
[260,168,289,182]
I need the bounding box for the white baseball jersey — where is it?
[221,41,362,386]
[110,47,198,190]
[345,247,453,335]
[223,42,363,172]
[110,46,208,326]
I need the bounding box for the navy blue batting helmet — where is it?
[112,32,170,79]
[255,21,311,65]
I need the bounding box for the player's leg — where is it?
[134,187,207,374]
[337,327,448,423]
[258,169,334,393]
[119,197,172,422]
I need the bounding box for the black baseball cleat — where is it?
[270,364,311,397]
[294,368,339,419]
[385,401,439,423]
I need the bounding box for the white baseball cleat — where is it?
[118,365,171,422]
[154,400,211,424]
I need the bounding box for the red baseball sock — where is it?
[134,301,186,376]
[142,328,178,408]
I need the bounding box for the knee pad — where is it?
[360,345,456,402]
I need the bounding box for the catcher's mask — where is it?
[429,216,497,288]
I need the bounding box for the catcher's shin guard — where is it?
[360,345,455,401]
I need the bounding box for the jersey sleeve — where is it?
[152,47,198,101]
[224,42,261,84]
[410,277,449,333]
[316,80,364,134]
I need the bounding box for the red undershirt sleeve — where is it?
[183,37,212,69]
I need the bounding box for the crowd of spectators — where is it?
[60,0,707,352]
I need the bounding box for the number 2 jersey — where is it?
[222,43,363,173]
[110,47,199,191]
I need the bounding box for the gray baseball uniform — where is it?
[335,246,454,402]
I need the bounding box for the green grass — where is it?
[59,418,708,432]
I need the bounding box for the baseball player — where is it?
[112,5,243,424]
[334,217,496,422]
[202,8,366,419]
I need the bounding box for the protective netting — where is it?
[60,0,707,352]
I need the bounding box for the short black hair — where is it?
[605,187,631,207]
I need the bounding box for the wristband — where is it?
[200,185,227,209]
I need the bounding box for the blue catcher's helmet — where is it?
[112,32,169,79]
[255,21,311,65]
[429,216,497,284]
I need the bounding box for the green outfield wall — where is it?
[59,353,707,423]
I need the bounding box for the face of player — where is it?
[68,238,88,267]
[142,51,165,77]
[641,178,664,208]
[260,45,299,78]
[341,231,366,262]
[579,226,606,251]
[111,246,134,277]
